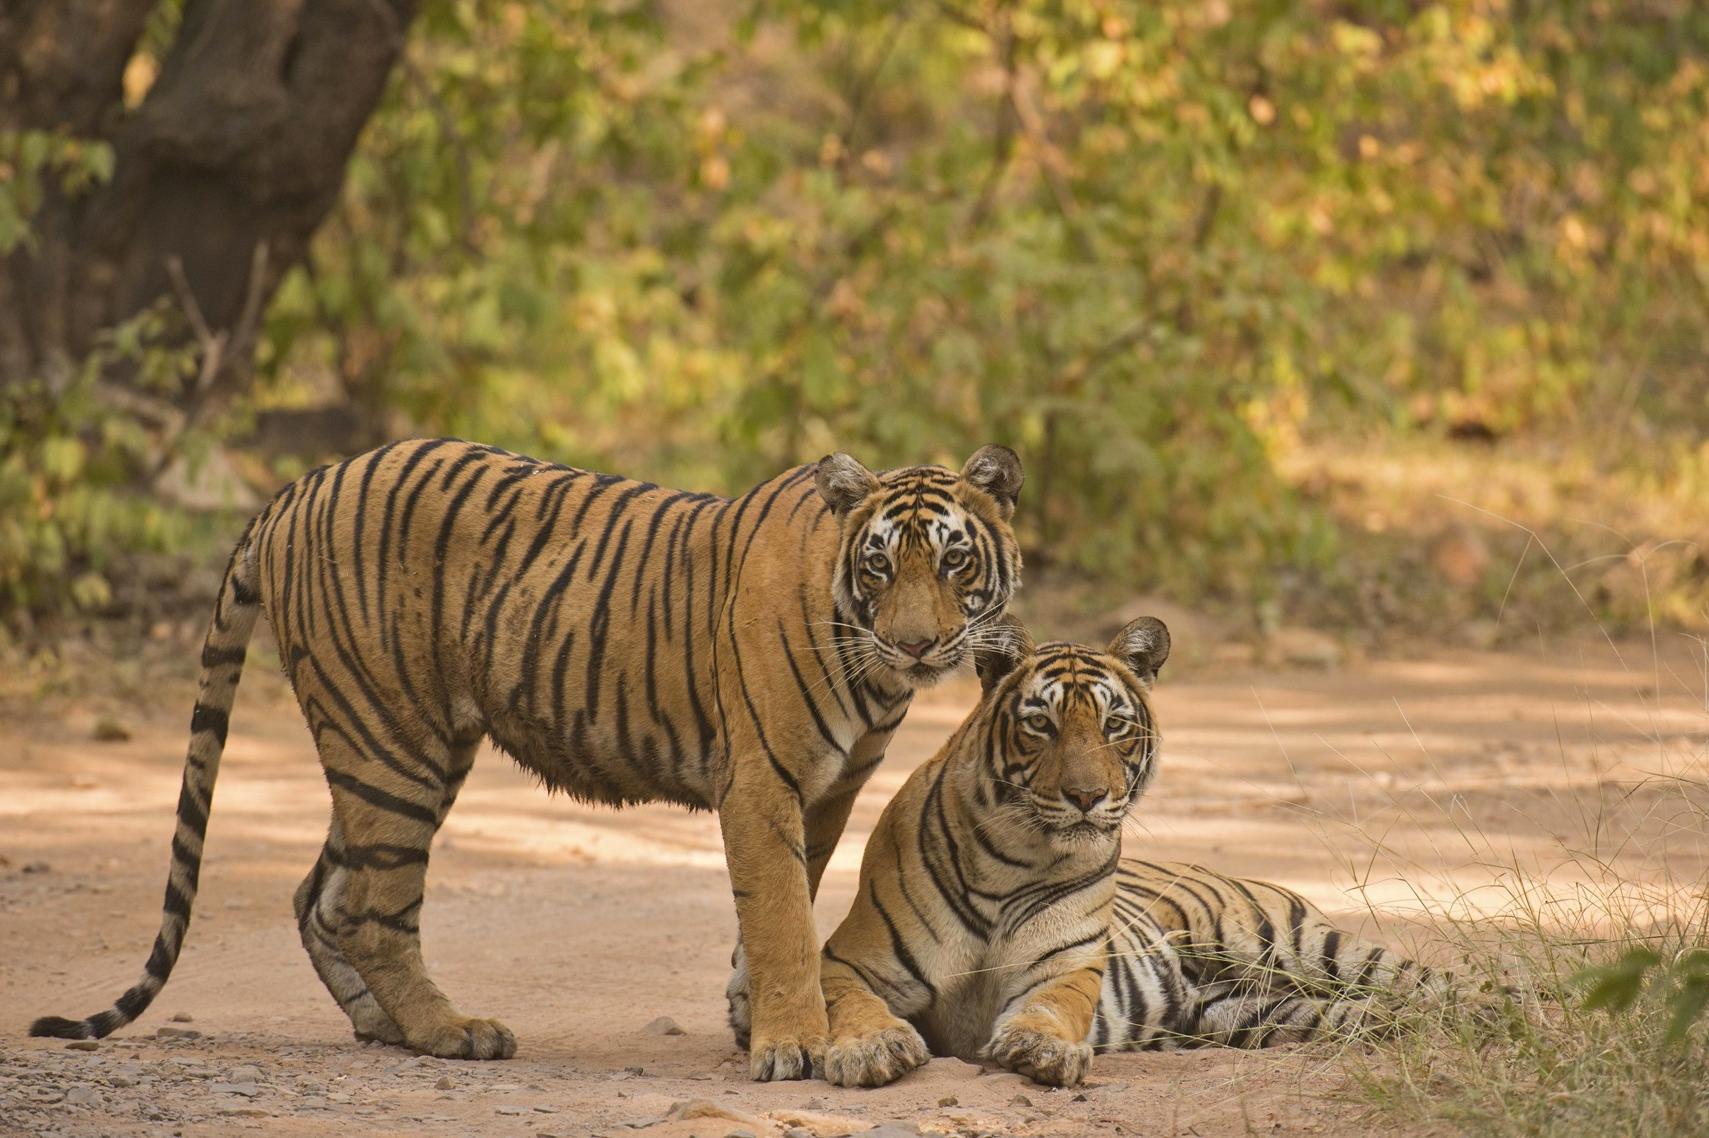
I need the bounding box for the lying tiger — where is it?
[819,617,1455,1088]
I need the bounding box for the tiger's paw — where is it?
[748,1033,826,1082]
[824,1020,930,1088]
[984,1024,1091,1087]
[411,1015,518,1060]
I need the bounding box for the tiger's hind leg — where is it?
[296,745,478,1046]
[317,735,513,1059]
[294,816,405,1044]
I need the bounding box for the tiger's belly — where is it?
[481,690,717,810]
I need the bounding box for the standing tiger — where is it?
[819,618,1454,1088]
[29,438,1024,1081]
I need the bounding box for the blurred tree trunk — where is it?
[0,0,417,429]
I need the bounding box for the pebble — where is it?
[938,1095,959,1107]
[852,1127,920,1138]
[1010,1094,1033,1106]
[210,1081,260,1097]
[109,1076,137,1088]
[496,1105,530,1116]
[643,1015,686,1036]
[155,1026,201,1040]
[725,1130,757,1138]
[170,1012,195,1023]
[227,1064,264,1082]
[64,1086,99,1107]
[434,1075,456,1090]
[667,1100,765,1127]
[65,1039,100,1051]
[217,1106,268,1118]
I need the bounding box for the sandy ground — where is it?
[3,627,1707,1138]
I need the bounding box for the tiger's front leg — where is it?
[718,763,828,1081]
[725,782,862,1049]
[985,956,1106,1087]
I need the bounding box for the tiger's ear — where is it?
[974,613,1033,696]
[1108,617,1170,689]
[960,444,1023,519]
[815,452,881,516]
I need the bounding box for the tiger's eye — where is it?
[1104,716,1130,735]
[863,552,890,576]
[1022,713,1053,733]
[943,547,969,570]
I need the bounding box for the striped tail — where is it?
[30,523,262,1041]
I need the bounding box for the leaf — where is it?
[1576,947,1660,1013]
[1664,976,1709,1046]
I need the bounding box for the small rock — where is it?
[109,1076,137,1088]
[643,1014,686,1036]
[93,716,131,743]
[171,1012,195,1023]
[938,1095,959,1107]
[65,1086,99,1107]
[725,1131,757,1138]
[1072,1092,1089,1102]
[216,1107,268,1118]
[227,1064,264,1082]
[65,1039,100,1051]
[784,1129,815,1138]
[1009,1094,1034,1107]
[434,1075,456,1090]
[496,1105,530,1115]
[667,1099,764,1127]
[852,1127,920,1138]
[155,1026,201,1040]
[211,1081,260,1097]
[623,1065,646,1076]
[534,1105,559,1113]
[21,861,50,874]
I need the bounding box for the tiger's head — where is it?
[968,616,1170,849]
[816,445,1023,687]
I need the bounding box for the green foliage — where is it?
[1580,945,1709,1045]
[14,1,1709,619]
[0,308,198,624]
[0,129,114,253]
[259,0,1709,602]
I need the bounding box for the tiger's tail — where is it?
[30,520,263,1040]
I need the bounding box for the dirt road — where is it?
[3,629,1705,1137]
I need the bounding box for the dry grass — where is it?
[1280,508,1709,1136]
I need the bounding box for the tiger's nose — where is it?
[1063,787,1108,814]
[895,638,936,659]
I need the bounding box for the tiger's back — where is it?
[257,438,795,810]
